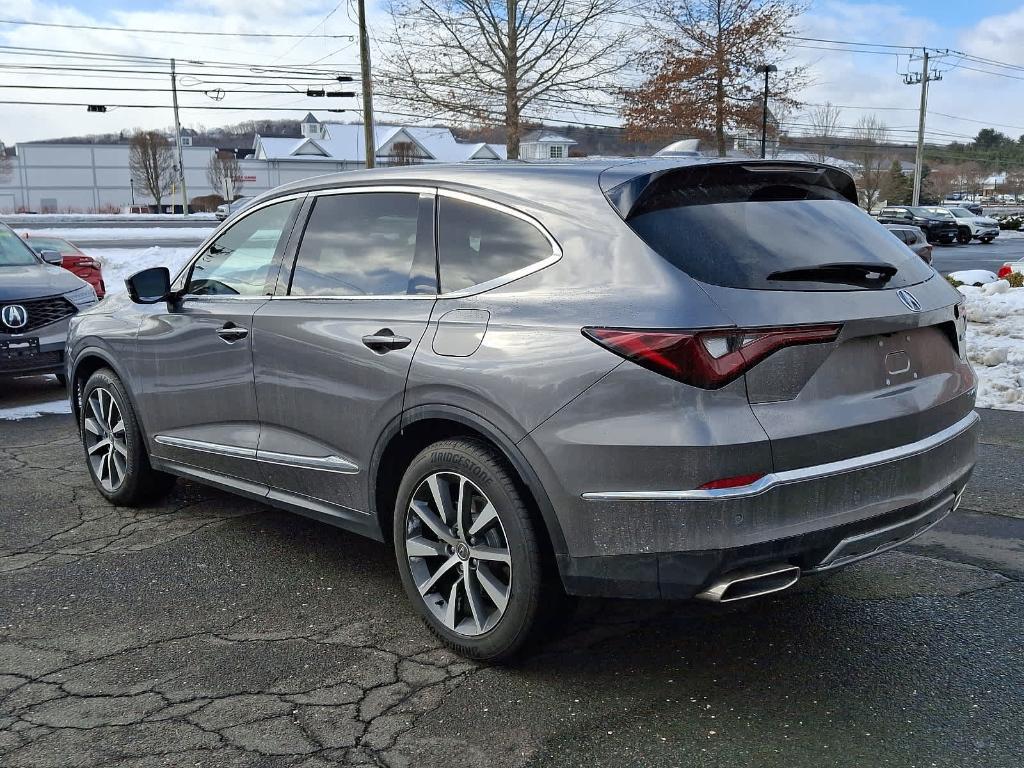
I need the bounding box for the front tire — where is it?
[393,438,545,661]
[80,368,175,505]
[981,236,994,244]
[957,228,972,244]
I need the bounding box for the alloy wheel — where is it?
[405,471,512,637]
[83,387,128,492]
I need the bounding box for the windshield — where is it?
[949,208,973,219]
[0,225,41,267]
[24,236,74,252]
[621,169,932,291]
[916,207,955,219]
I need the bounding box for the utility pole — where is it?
[905,49,941,206]
[357,0,375,168]
[170,58,189,214]
[755,64,777,159]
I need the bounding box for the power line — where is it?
[0,99,349,112]
[0,18,354,39]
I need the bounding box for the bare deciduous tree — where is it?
[807,101,842,162]
[0,141,12,182]
[129,130,176,210]
[621,0,807,157]
[928,164,959,200]
[380,0,629,159]
[207,150,244,200]
[852,114,889,210]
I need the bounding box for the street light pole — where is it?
[755,64,777,159]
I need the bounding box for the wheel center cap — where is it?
[455,542,471,561]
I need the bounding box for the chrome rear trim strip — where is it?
[582,411,979,502]
[153,436,358,474]
[256,450,358,474]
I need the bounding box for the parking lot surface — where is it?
[930,235,1024,275]
[1,380,1022,767]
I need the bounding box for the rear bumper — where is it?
[557,411,978,598]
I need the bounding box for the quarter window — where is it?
[437,196,553,293]
[289,192,430,297]
[187,199,298,296]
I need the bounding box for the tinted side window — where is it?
[437,196,553,292]
[289,193,429,297]
[188,199,297,296]
[892,229,908,244]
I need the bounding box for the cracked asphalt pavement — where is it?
[1,382,1022,767]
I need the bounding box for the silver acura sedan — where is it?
[66,159,978,660]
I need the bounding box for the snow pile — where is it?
[960,281,1024,410]
[86,247,196,295]
[0,399,72,421]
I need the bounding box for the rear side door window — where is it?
[287,192,435,296]
[436,195,554,293]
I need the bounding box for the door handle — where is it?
[362,329,411,353]
[217,323,249,343]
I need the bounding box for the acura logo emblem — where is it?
[1,304,28,330]
[897,289,922,313]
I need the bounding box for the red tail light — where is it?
[998,265,1012,279]
[582,324,842,389]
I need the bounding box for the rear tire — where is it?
[393,438,547,661]
[80,368,175,506]
[957,228,972,245]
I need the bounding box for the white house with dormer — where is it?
[254,116,506,166]
[519,130,577,160]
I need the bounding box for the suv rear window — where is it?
[613,165,934,291]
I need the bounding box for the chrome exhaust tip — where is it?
[695,564,801,603]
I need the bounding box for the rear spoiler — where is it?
[603,161,859,220]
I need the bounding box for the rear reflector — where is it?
[697,473,766,490]
[582,324,841,389]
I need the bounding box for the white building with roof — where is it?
[254,119,505,165]
[519,130,577,160]
[0,117,506,212]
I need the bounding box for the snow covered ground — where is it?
[960,281,1024,410]
[86,246,196,294]
[0,399,72,421]
[23,227,211,242]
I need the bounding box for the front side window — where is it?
[187,199,298,296]
[437,196,553,293]
[289,192,430,297]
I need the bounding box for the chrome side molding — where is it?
[153,435,358,474]
[583,411,979,502]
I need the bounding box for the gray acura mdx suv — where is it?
[2,222,98,383]
[67,159,978,660]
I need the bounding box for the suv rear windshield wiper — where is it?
[767,262,898,286]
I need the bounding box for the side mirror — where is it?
[39,249,63,265]
[126,267,172,304]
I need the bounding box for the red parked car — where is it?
[22,235,105,298]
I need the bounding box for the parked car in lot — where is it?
[214,196,254,221]
[884,223,933,264]
[1,223,99,384]
[942,208,1000,244]
[997,260,1023,279]
[877,206,959,244]
[21,234,106,298]
[942,199,983,216]
[67,160,979,660]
